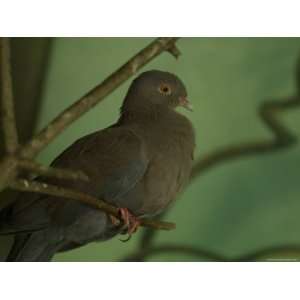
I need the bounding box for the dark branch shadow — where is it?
[122,243,300,262]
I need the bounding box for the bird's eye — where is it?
[158,83,172,96]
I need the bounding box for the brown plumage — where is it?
[0,70,195,261]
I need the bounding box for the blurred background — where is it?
[0,37,300,261]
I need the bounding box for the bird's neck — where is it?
[118,105,170,124]
[117,107,193,141]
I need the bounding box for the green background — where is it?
[12,38,300,261]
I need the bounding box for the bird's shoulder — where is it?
[51,125,148,168]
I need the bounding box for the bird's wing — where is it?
[0,192,51,235]
[51,126,149,206]
[0,126,149,235]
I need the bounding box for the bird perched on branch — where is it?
[0,70,195,261]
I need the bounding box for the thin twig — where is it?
[0,37,18,153]
[9,179,176,231]
[20,37,180,160]
[17,159,89,182]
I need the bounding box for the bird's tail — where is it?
[6,232,57,262]
[0,205,46,236]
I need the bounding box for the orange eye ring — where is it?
[158,83,172,95]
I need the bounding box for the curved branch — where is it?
[122,243,300,262]
[9,179,176,231]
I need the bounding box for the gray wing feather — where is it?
[0,126,148,235]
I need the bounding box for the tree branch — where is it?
[0,37,18,154]
[19,37,180,160]
[9,179,176,231]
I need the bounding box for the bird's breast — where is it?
[135,129,194,217]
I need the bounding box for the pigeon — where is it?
[0,70,195,261]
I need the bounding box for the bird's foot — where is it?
[118,207,141,235]
[111,208,141,242]
[109,208,141,241]
[109,214,121,226]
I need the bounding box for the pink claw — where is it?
[118,208,141,235]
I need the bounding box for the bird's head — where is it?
[121,70,192,115]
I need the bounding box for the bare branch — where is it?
[9,179,176,231]
[0,37,18,153]
[166,43,181,59]
[20,37,180,160]
[17,159,89,182]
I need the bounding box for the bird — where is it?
[0,70,195,261]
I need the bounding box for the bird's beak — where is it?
[179,96,193,112]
